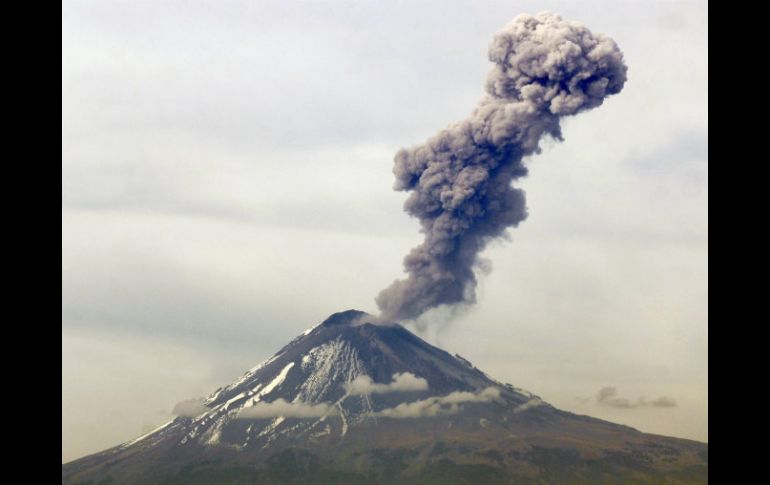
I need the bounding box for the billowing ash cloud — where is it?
[596,387,677,409]
[237,399,337,419]
[376,12,627,321]
[346,372,429,395]
[172,398,208,418]
[375,387,501,418]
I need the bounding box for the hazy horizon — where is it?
[62,0,707,464]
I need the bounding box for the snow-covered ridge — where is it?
[295,336,366,403]
[242,362,295,409]
[131,312,540,451]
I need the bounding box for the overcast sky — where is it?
[62,0,707,463]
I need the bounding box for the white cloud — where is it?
[237,399,337,419]
[346,372,428,395]
[513,397,545,413]
[172,398,209,417]
[375,387,501,419]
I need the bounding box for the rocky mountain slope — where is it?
[62,310,707,484]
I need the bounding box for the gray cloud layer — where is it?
[237,399,337,419]
[346,372,429,395]
[376,12,627,321]
[596,387,676,409]
[375,387,501,418]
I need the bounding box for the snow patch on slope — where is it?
[242,362,295,409]
[296,337,366,403]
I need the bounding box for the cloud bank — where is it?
[375,387,501,418]
[376,12,627,321]
[596,387,677,409]
[237,399,337,419]
[346,372,429,395]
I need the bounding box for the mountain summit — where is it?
[63,311,707,484]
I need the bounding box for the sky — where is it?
[62,0,708,463]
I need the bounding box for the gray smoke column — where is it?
[376,12,627,321]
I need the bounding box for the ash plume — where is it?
[376,12,627,321]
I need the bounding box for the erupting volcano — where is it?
[63,311,707,484]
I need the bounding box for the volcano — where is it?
[62,310,707,484]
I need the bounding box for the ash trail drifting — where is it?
[376,12,627,321]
